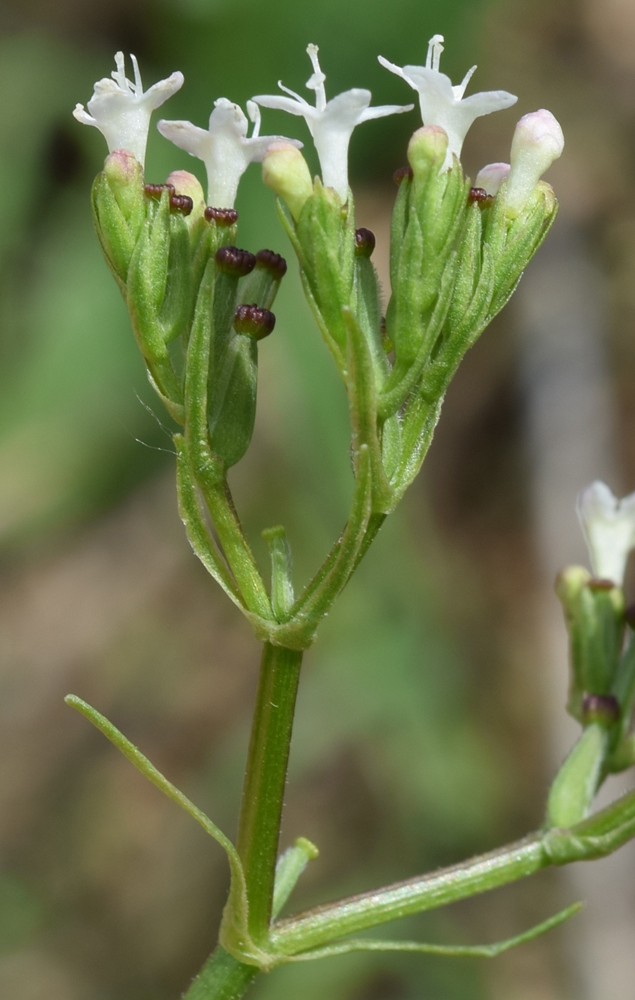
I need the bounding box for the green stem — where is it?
[236,643,303,944]
[269,834,547,955]
[181,946,257,1000]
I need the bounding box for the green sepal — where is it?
[389,172,412,290]
[185,260,225,490]
[272,837,319,920]
[546,722,608,828]
[295,180,356,354]
[343,307,393,514]
[240,263,283,311]
[262,526,295,620]
[488,185,558,319]
[353,254,389,389]
[159,212,193,343]
[91,171,143,285]
[556,567,625,720]
[607,632,635,770]
[389,395,443,506]
[174,433,244,610]
[208,332,258,469]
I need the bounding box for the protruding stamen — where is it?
[581,693,621,727]
[454,64,476,100]
[205,206,239,226]
[256,248,287,279]
[354,227,376,257]
[426,34,445,73]
[233,303,276,339]
[246,100,261,138]
[306,43,327,113]
[170,194,193,215]
[393,165,413,185]
[113,51,128,91]
[215,246,257,277]
[130,53,143,95]
[144,182,175,200]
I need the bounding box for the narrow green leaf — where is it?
[281,902,582,964]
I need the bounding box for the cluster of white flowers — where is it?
[74,36,564,212]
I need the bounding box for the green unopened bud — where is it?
[92,151,145,283]
[262,142,313,221]
[547,722,608,828]
[407,125,449,179]
[556,565,625,721]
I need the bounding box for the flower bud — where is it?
[505,109,564,218]
[474,162,510,197]
[166,170,205,222]
[233,303,276,340]
[407,125,449,179]
[215,246,257,277]
[262,142,313,221]
[104,149,144,219]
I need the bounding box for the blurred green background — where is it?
[2,0,635,997]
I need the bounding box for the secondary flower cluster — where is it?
[74,36,563,215]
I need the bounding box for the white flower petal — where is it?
[379,37,517,169]
[73,53,183,165]
[576,481,635,585]
[254,46,410,200]
[160,98,301,207]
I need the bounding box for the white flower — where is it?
[252,44,413,201]
[73,52,183,165]
[378,34,517,170]
[505,109,564,217]
[158,99,301,208]
[576,481,635,586]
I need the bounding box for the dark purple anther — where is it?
[170,194,193,216]
[205,206,239,226]
[393,166,413,185]
[215,246,257,277]
[354,228,376,258]
[588,578,616,592]
[582,693,621,727]
[144,182,175,200]
[468,187,493,207]
[256,249,287,280]
[233,304,276,340]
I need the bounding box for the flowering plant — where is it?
[68,36,635,1000]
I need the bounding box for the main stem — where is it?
[236,642,303,943]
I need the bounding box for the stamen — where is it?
[113,51,129,92]
[306,43,327,112]
[130,53,143,96]
[454,65,477,101]
[247,100,261,139]
[426,34,445,73]
[277,81,310,106]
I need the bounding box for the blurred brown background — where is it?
[2,0,635,997]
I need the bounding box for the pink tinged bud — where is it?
[407,125,449,177]
[474,161,510,196]
[262,142,313,221]
[166,170,204,206]
[104,149,144,216]
[505,109,564,217]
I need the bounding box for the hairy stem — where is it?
[181,946,257,1000]
[236,643,303,943]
